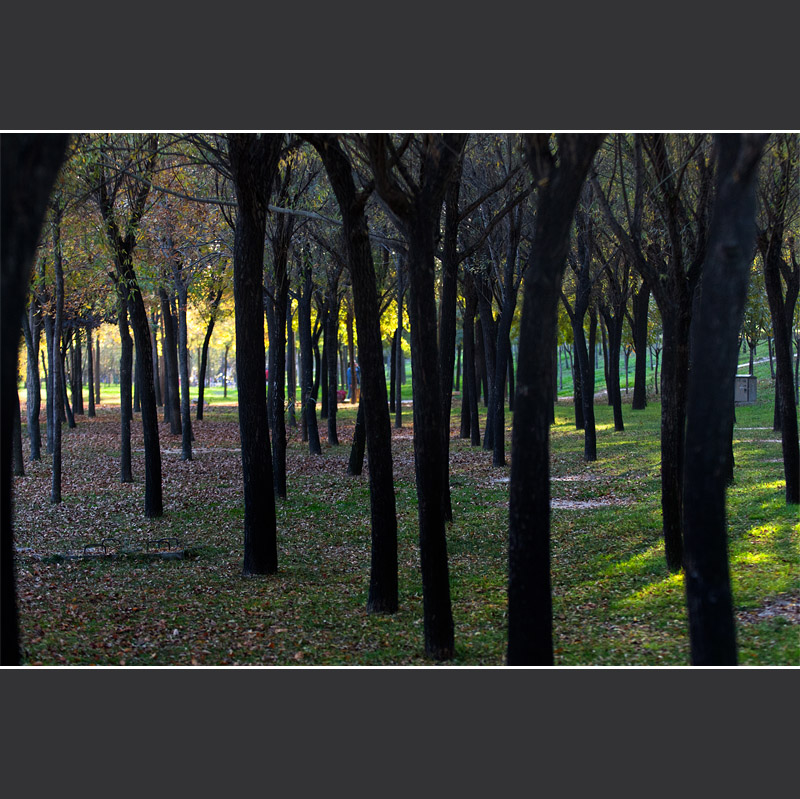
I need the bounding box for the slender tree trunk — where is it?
[461,277,481,446]
[175,279,193,461]
[86,325,95,417]
[287,296,297,429]
[348,398,366,475]
[151,310,161,407]
[326,294,340,446]
[389,327,398,414]
[298,255,322,455]
[44,315,55,454]
[12,374,24,477]
[51,212,65,504]
[631,279,651,410]
[160,287,181,434]
[22,309,42,460]
[116,284,133,483]
[95,335,101,404]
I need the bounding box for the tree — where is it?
[683,133,768,665]
[508,133,605,666]
[368,133,468,659]
[757,133,799,505]
[227,133,283,575]
[1,132,68,666]
[93,133,163,518]
[306,133,400,614]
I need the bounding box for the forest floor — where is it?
[10,384,799,667]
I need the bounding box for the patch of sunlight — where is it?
[619,571,685,608]
[731,551,770,566]
[746,523,780,542]
[757,480,786,492]
[604,544,663,578]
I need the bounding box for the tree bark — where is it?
[508,133,604,666]
[1,132,68,666]
[683,133,767,665]
[227,132,282,575]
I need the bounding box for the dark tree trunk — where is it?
[508,133,604,666]
[320,315,328,419]
[395,266,405,429]
[0,132,68,666]
[659,308,692,571]
[762,245,800,504]
[44,315,55,455]
[86,325,95,417]
[326,294,340,446]
[287,295,297,429]
[72,327,84,415]
[389,327,398,414]
[133,349,140,414]
[368,133,467,657]
[159,287,181,434]
[199,289,222,417]
[51,207,65,503]
[151,310,161,407]
[348,398,366,476]
[631,278,651,410]
[600,306,625,431]
[438,164,462,518]
[478,280,497,451]
[310,134,401,614]
[683,133,767,665]
[461,275,481,446]
[175,279,193,461]
[455,343,462,393]
[22,308,42,460]
[95,335,101,404]
[115,282,133,484]
[61,349,76,430]
[12,376,24,477]
[227,132,281,575]
[298,254,322,455]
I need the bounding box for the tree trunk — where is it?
[175,279,193,461]
[298,254,322,455]
[95,335,101,404]
[86,325,95,417]
[150,310,161,407]
[326,294,340,446]
[12,376,24,477]
[0,132,68,666]
[116,282,133,484]
[631,279,651,410]
[44,315,55,454]
[389,327,398,414]
[159,287,181,434]
[683,133,767,665]
[508,133,604,666]
[22,308,42,460]
[51,209,65,503]
[348,399,366,476]
[197,314,215,420]
[461,276,481,446]
[659,308,692,571]
[227,132,281,575]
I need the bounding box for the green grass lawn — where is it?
[11,350,798,666]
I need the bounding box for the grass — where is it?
[10,359,799,667]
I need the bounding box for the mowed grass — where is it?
[11,373,798,666]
